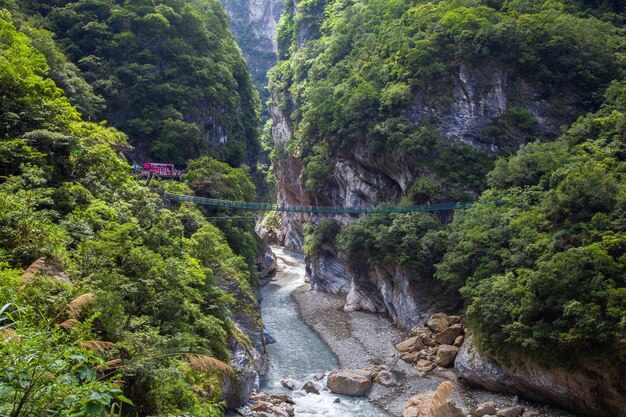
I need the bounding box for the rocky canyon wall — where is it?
[219,0,283,106]
[267,59,581,323]
[456,335,626,417]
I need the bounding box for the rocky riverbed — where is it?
[292,282,580,417]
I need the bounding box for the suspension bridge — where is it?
[163,192,478,214]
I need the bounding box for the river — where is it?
[259,246,387,416]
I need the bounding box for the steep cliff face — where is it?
[220,0,282,107]
[270,57,578,228]
[410,63,579,151]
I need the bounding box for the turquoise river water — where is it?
[258,247,386,416]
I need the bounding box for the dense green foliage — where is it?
[284,0,625,383]
[437,82,626,366]
[0,10,260,416]
[333,81,626,375]
[182,156,263,281]
[320,87,626,402]
[303,218,341,258]
[13,0,260,166]
[269,0,623,200]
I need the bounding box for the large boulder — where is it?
[280,379,296,391]
[435,324,463,346]
[302,381,320,395]
[403,381,464,417]
[435,345,459,367]
[427,313,450,333]
[396,336,425,352]
[327,369,372,396]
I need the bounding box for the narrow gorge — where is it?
[0,1,624,417]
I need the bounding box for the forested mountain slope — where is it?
[0,4,269,416]
[264,0,625,415]
[14,0,260,166]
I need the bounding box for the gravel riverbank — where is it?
[292,283,579,417]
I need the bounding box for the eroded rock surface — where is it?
[456,334,626,417]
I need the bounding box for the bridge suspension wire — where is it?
[203,216,258,219]
[163,192,476,214]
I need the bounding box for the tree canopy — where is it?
[15,0,261,166]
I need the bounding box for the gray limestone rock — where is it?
[455,334,626,417]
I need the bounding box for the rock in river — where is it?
[280,379,296,391]
[302,380,320,395]
[327,369,373,396]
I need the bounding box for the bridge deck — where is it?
[163,192,475,214]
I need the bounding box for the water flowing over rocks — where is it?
[250,247,385,416]
[245,392,295,417]
[291,281,578,417]
[280,379,296,391]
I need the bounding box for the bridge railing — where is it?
[163,193,477,214]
